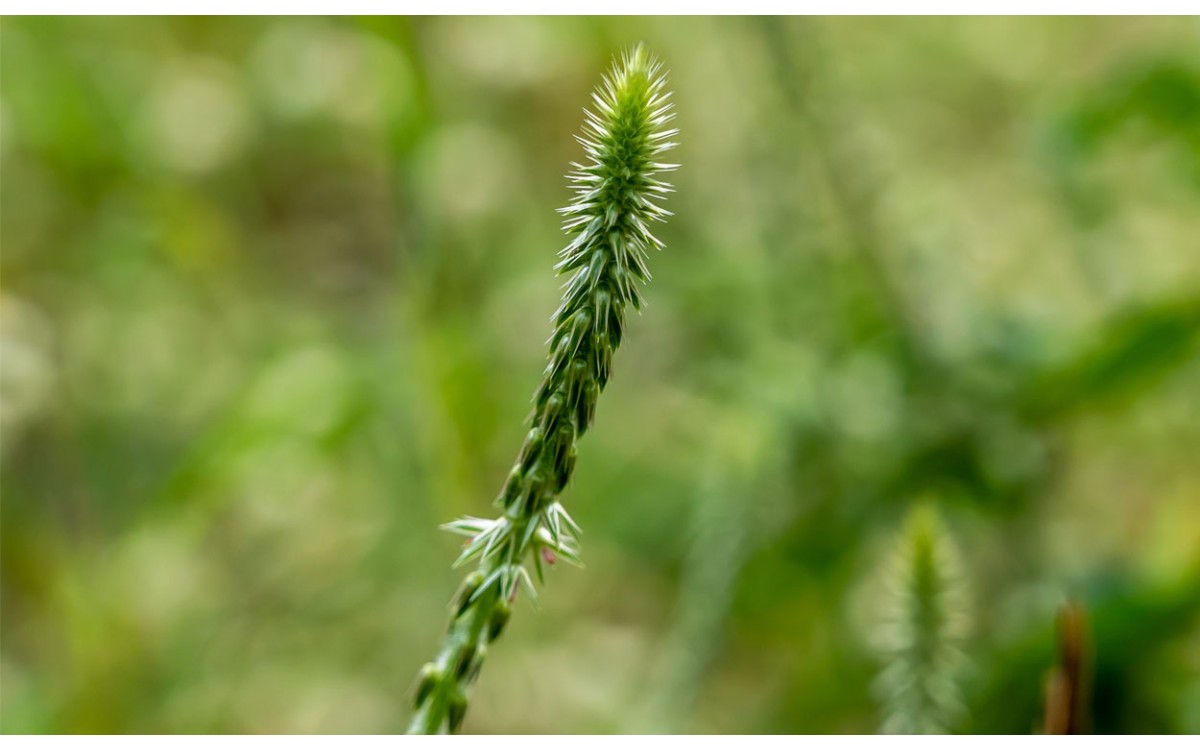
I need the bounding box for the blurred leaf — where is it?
[1020,296,1200,421]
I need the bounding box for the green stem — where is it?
[407,586,498,734]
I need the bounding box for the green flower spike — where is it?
[407,44,677,734]
[875,505,970,734]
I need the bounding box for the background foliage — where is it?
[2,16,1199,734]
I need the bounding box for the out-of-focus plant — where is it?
[406,43,678,734]
[1041,601,1091,734]
[873,505,970,734]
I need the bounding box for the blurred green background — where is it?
[2,16,1200,734]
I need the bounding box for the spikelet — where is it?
[407,44,677,734]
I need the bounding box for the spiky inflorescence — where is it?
[874,505,969,735]
[407,44,677,735]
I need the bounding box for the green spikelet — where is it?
[407,44,677,734]
[874,504,969,734]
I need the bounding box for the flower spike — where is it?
[407,44,677,734]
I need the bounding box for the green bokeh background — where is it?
[2,16,1199,734]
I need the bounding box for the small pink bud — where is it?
[541,547,557,566]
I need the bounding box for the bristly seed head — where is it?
[556,43,678,314]
[409,44,677,735]
[874,504,969,735]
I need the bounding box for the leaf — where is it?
[1020,295,1200,421]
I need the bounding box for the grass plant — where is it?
[406,43,677,735]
